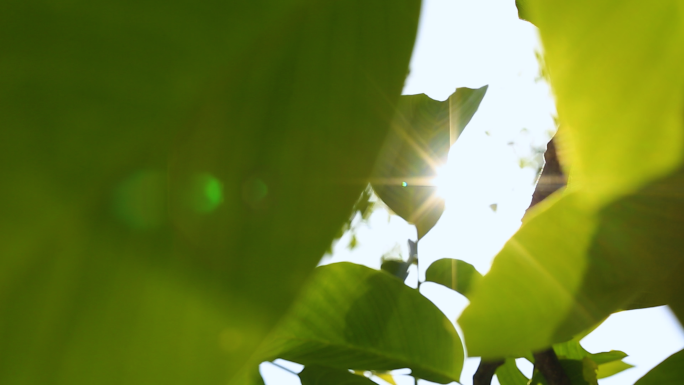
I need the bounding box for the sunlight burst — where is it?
[433,164,454,200]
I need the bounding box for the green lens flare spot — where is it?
[191,173,224,213]
[113,170,166,230]
[204,177,223,207]
[402,181,408,187]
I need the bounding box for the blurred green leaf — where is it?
[596,360,633,380]
[425,258,483,299]
[622,288,669,311]
[381,259,410,281]
[461,173,684,357]
[635,349,684,385]
[495,359,529,385]
[258,263,464,384]
[299,366,376,385]
[459,0,684,358]
[460,193,596,357]
[552,336,631,380]
[371,86,487,239]
[0,0,420,383]
[553,338,588,361]
[232,368,266,385]
[514,0,535,24]
[589,351,627,366]
[530,359,597,385]
[553,336,628,365]
[533,1,684,206]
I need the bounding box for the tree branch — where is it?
[473,360,504,385]
[526,137,566,215]
[533,349,570,385]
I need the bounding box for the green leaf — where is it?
[0,1,421,383]
[530,359,597,385]
[231,368,266,385]
[459,193,597,357]
[258,263,464,384]
[589,351,627,366]
[635,349,684,385]
[371,86,487,239]
[381,259,410,281]
[553,337,628,364]
[596,360,633,380]
[425,258,483,298]
[459,0,684,358]
[495,359,529,385]
[533,1,684,207]
[299,366,377,385]
[448,86,490,144]
[514,0,535,25]
[552,337,631,379]
[461,172,684,357]
[553,339,589,361]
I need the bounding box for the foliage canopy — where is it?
[1,0,683,384]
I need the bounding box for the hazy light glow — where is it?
[432,164,454,200]
[192,173,224,213]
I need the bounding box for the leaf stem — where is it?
[408,238,422,289]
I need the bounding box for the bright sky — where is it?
[262,0,684,384]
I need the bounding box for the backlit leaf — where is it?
[459,0,684,358]
[425,258,483,299]
[371,86,487,239]
[258,263,464,384]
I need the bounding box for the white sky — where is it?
[262,0,684,384]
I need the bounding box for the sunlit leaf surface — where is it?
[514,0,535,25]
[372,86,487,239]
[258,263,464,384]
[596,360,633,380]
[460,0,684,358]
[0,1,420,383]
